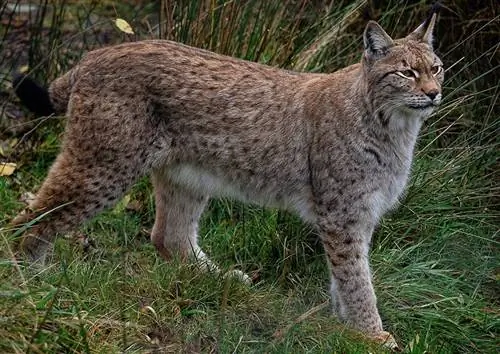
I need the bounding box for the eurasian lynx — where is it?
[12,12,443,347]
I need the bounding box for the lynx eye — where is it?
[431,65,442,76]
[396,69,418,80]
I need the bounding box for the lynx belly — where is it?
[166,164,316,221]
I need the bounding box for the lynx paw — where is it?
[223,269,252,285]
[370,331,399,351]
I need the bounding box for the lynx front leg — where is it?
[319,225,397,348]
[320,228,382,332]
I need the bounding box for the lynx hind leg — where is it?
[151,173,211,266]
[151,173,251,284]
[13,149,145,263]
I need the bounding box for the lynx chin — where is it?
[12,11,443,348]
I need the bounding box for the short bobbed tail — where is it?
[13,70,74,116]
[12,74,55,116]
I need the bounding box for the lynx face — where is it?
[363,20,444,119]
[383,44,443,114]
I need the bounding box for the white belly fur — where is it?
[166,164,316,222]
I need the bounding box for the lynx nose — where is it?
[425,89,439,101]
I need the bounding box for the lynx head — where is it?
[362,12,444,119]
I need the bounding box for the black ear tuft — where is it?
[407,3,441,47]
[12,74,55,116]
[429,2,442,20]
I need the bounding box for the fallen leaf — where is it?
[0,162,16,176]
[172,305,181,318]
[115,18,134,34]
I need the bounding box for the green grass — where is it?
[1,0,498,353]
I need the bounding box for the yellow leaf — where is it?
[0,162,17,176]
[115,18,134,34]
[19,65,29,74]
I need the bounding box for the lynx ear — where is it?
[363,21,394,60]
[408,4,440,47]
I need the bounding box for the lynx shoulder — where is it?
[12,11,443,348]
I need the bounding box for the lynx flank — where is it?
[12,12,443,347]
